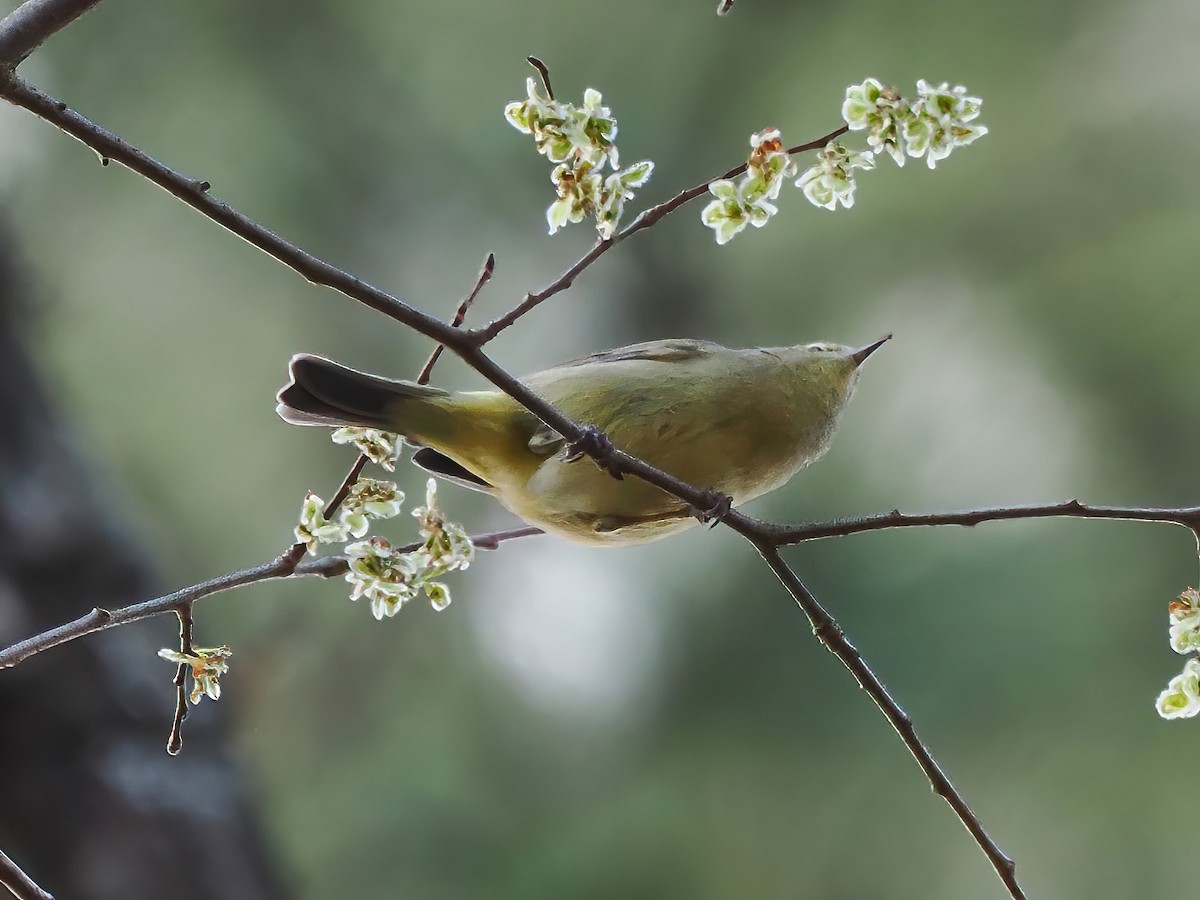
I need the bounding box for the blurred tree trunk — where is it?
[0,218,285,900]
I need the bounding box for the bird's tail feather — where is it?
[276,354,449,433]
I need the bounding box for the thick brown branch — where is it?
[750,541,1026,900]
[0,848,53,900]
[767,500,1200,544]
[472,123,850,341]
[0,0,101,67]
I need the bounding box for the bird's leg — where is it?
[563,425,624,480]
[691,490,733,528]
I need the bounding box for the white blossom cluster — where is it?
[1157,588,1200,719]
[701,129,796,244]
[842,77,987,170]
[795,141,876,212]
[157,646,233,705]
[331,426,401,470]
[345,479,475,619]
[702,77,987,242]
[295,471,473,620]
[295,478,405,555]
[504,77,655,239]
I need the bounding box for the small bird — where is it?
[276,336,889,545]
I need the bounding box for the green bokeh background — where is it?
[3,0,1199,896]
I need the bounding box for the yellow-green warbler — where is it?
[276,336,888,545]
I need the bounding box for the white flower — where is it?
[547,159,653,238]
[344,537,420,619]
[700,178,778,244]
[795,141,875,211]
[425,581,452,612]
[503,77,559,135]
[505,82,619,171]
[904,79,988,169]
[915,79,983,124]
[1169,588,1200,654]
[295,491,351,555]
[412,478,476,574]
[745,128,797,200]
[595,160,655,239]
[547,163,602,234]
[158,646,233,704]
[842,78,910,167]
[341,478,405,538]
[330,427,401,470]
[577,88,619,170]
[1157,658,1200,719]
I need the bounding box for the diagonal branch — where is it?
[0,849,53,900]
[0,0,102,67]
[750,541,1026,900]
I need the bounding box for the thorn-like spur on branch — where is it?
[751,543,1027,900]
[765,500,1200,545]
[0,847,54,900]
[0,528,541,671]
[471,122,850,342]
[0,0,103,68]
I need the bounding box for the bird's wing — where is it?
[524,339,727,455]
[553,338,724,368]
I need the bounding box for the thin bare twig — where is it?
[767,499,1200,545]
[319,454,371,523]
[0,527,540,671]
[750,541,1026,899]
[416,251,495,385]
[0,0,101,67]
[0,848,53,900]
[471,123,850,342]
[165,604,195,755]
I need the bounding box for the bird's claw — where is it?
[564,425,624,480]
[692,490,732,527]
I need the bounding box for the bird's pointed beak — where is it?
[850,333,892,366]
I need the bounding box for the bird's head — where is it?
[774,333,891,423]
